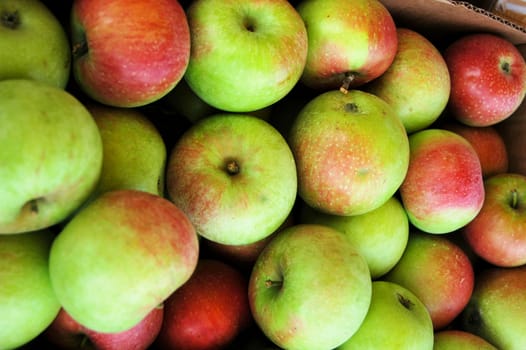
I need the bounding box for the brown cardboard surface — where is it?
[380,0,526,47]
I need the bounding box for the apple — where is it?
[70,0,190,107]
[433,330,498,350]
[288,89,409,216]
[337,281,434,350]
[442,121,509,178]
[383,231,475,330]
[87,104,167,198]
[0,0,70,88]
[44,306,163,350]
[184,0,308,112]
[364,27,451,134]
[461,265,526,349]
[299,196,409,279]
[155,259,252,350]
[0,229,61,350]
[462,172,526,267]
[443,32,526,127]
[400,128,485,234]
[166,114,297,246]
[249,224,372,350]
[0,79,103,234]
[48,189,199,333]
[296,0,398,91]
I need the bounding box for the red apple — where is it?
[443,33,526,127]
[384,231,475,330]
[155,259,252,350]
[400,128,485,234]
[70,0,190,107]
[463,172,526,267]
[296,0,398,91]
[442,121,509,178]
[44,306,163,350]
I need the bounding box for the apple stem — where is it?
[265,279,282,288]
[339,72,356,94]
[225,159,240,175]
[397,293,414,310]
[511,188,519,209]
[72,41,89,58]
[1,10,20,29]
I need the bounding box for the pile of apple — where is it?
[2,0,526,349]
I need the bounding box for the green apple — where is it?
[184,0,308,112]
[0,79,103,234]
[364,27,451,134]
[461,265,526,349]
[249,224,372,350]
[288,89,409,216]
[433,330,498,349]
[299,196,409,279]
[49,189,199,333]
[0,229,61,350]
[400,128,485,234]
[166,114,297,245]
[0,0,70,88]
[338,281,434,350]
[87,104,167,197]
[384,231,475,330]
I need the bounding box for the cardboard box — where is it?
[486,0,526,28]
[380,0,526,175]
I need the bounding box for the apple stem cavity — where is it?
[1,10,20,29]
[225,159,241,176]
[72,40,89,59]
[511,188,519,209]
[265,279,283,288]
[501,60,511,75]
[243,17,256,32]
[26,197,45,214]
[397,293,415,310]
[340,72,357,94]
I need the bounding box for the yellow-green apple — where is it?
[184,0,308,112]
[400,128,484,234]
[296,0,397,91]
[48,189,199,333]
[442,121,509,178]
[288,89,409,216]
[87,104,167,197]
[43,306,163,350]
[0,229,60,350]
[433,330,498,350]
[338,281,434,350]
[443,33,526,127]
[384,231,475,330]
[70,0,190,108]
[0,0,70,88]
[299,196,409,279]
[461,265,526,349]
[462,173,526,267]
[166,114,297,245]
[249,224,372,350]
[0,79,103,234]
[155,259,252,350]
[364,27,451,134]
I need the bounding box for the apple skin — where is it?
[0,79,103,234]
[184,0,308,112]
[462,172,526,267]
[337,281,434,350]
[166,114,297,246]
[48,189,199,333]
[0,229,61,350]
[296,0,398,91]
[288,89,409,216]
[461,266,526,349]
[0,0,71,88]
[249,224,372,350]
[400,128,485,234]
[384,231,475,330]
[443,33,526,127]
[155,259,252,350]
[364,27,451,134]
[44,306,163,350]
[442,121,509,178]
[299,196,409,279]
[70,0,190,108]
[433,330,498,350]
